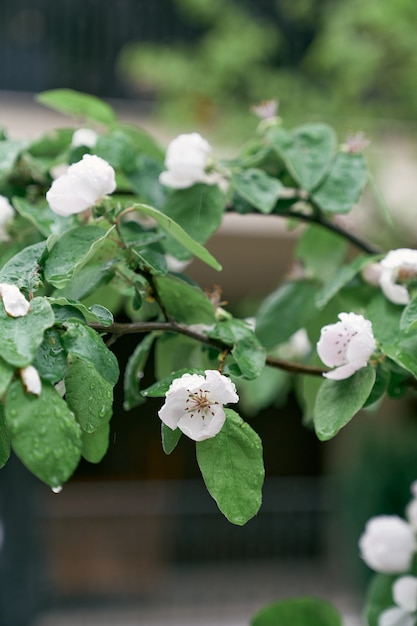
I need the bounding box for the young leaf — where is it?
[81,423,110,464]
[32,327,67,383]
[256,281,318,349]
[0,297,54,367]
[48,297,113,326]
[124,333,156,410]
[37,89,116,126]
[161,183,225,257]
[250,597,342,626]
[312,152,368,214]
[161,423,182,455]
[364,573,396,626]
[313,366,376,441]
[44,225,114,289]
[61,321,119,385]
[65,354,114,433]
[231,168,283,213]
[316,256,377,309]
[133,203,222,271]
[196,409,264,525]
[0,241,46,293]
[5,379,82,488]
[154,274,216,325]
[268,123,336,190]
[208,319,266,379]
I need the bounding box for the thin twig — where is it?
[89,320,327,377]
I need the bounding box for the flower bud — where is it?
[359,515,416,574]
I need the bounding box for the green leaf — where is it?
[0,404,10,469]
[0,357,14,398]
[0,297,54,367]
[161,184,225,258]
[295,225,348,282]
[124,333,156,410]
[126,156,167,207]
[61,321,119,385]
[113,122,165,162]
[32,327,67,383]
[383,334,417,379]
[366,292,403,347]
[0,241,46,293]
[313,366,376,441]
[0,139,25,179]
[208,319,266,380]
[231,168,283,213]
[196,409,264,525]
[154,274,216,325]
[268,124,336,190]
[316,256,376,308]
[401,295,417,332]
[364,574,396,626]
[312,152,368,214]
[65,354,113,433]
[132,248,168,275]
[13,197,74,237]
[131,203,222,271]
[161,423,182,455]
[256,281,318,349]
[44,225,114,289]
[81,423,110,463]
[154,333,217,381]
[37,89,116,126]
[5,379,82,487]
[48,297,113,326]
[363,364,391,408]
[250,597,342,626]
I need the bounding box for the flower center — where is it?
[185,389,218,419]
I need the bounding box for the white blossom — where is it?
[71,128,98,149]
[0,283,30,317]
[159,133,216,189]
[379,607,415,626]
[379,248,417,305]
[406,498,417,531]
[20,365,42,396]
[158,369,239,441]
[46,154,116,216]
[358,515,416,574]
[0,195,14,242]
[316,312,376,380]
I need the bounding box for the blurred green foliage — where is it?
[118,0,417,139]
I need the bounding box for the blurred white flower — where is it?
[46,154,116,216]
[378,576,417,626]
[359,515,416,574]
[158,369,238,441]
[379,248,417,305]
[0,283,30,317]
[71,128,98,149]
[362,262,383,286]
[316,312,376,380]
[250,99,279,120]
[20,365,42,396]
[0,195,14,242]
[159,132,217,189]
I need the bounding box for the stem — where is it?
[89,320,327,377]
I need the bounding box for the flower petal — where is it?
[393,576,417,612]
[0,283,30,317]
[177,404,226,442]
[20,365,42,396]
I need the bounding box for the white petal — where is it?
[346,330,376,368]
[393,576,417,612]
[358,515,416,573]
[20,366,42,396]
[0,283,30,317]
[317,322,349,367]
[379,270,410,305]
[177,404,226,442]
[378,607,415,626]
[204,370,239,404]
[166,373,206,396]
[323,363,358,380]
[0,195,14,241]
[380,249,417,270]
[71,128,98,149]
[158,387,190,430]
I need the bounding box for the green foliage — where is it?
[37,89,116,126]
[250,597,342,626]
[196,409,264,525]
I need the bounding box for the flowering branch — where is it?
[89,320,327,377]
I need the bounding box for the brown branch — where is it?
[89,320,327,377]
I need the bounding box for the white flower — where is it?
[406,498,417,531]
[159,132,216,189]
[0,283,30,317]
[379,248,417,305]
[0,195,14,242]
[71,128,98,149]
[359,515,416,574]
[316,312,376,380]
[158,369,239,441]
[20,365,42,396]
[250,99,279,120]
[46,154,116,216]
[378,577,417,626]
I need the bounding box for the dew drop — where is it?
[51,486,62,494]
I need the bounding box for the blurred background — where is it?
[2,0,417,624]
